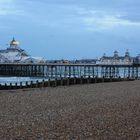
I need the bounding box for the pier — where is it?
[0,63,140,78]
[0,63,139,90]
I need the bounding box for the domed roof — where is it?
[114,50,119,58]
[114,50,118,53]
[10,37,19,46]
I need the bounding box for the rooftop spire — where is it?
[12,37,15,41]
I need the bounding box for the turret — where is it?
[125,49,130,57]
[114,50,119,58]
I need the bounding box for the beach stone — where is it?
[0,81,140,139]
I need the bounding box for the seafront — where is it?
[0,80,140,139]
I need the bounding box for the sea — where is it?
[0,77,49,86]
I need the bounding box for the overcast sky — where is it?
[0,0,140,59]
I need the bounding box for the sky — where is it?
[0,0,140,60]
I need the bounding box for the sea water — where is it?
[0,77,49,86]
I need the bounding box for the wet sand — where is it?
[0,80,140,140]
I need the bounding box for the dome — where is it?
[11,41,19,45]
[10,37,19,47]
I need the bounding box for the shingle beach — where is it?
[0,81,140,140]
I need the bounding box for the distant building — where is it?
[0,38,46,63]
[99,50,133,65]
[133,54,140,64]
[75,59,97,64]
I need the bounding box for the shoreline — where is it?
[0,80,140,139]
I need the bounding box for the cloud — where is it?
[78,9,140,31]
[0,0,25,16]
[1,0,140,33]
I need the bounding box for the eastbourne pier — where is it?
[0,63,140,79]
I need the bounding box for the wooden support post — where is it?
[124,67,126,78]
[128,67,130,79]
[74,77,76,84]
[15,83,17,89]
[54,78,57,87]
[92,67,94,78]
[5,83,7,89]
[95,76,97,83]
[42,79,45,87]
[87,76,90,84]
[102,76,104,82]
[10,83,12,89]
[51,66,53,78]
[48,79,51,87]
[20,82,22,89]
[30,81,33,88]
[109,67,111,78]
[136,67,138,79]
[36,80,39,88]
[61,78,63,86]
[55,66,57,78]
[96,66,99,78]
[110,76,112,82]
[80,76,83,84]
[118,76,121,81]
[73,66,75,77]
[64,66,67,78]
[69,66,71,78]
[67,78,70,85]
[26,81,28,88]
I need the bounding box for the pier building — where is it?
[134,54,140,64]
[0,38,45,63]
[99,50,134,65]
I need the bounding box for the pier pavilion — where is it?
[99,50,134,65]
